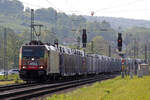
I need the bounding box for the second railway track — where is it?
[0,73,119,100]
[0,83,40,92]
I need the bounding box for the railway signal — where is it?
[82,29,87,48]
[118,33,122,52]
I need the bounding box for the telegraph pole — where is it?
[34,24,43,41]
[30,9,43,41]
[109,44,111,57]
[31,9,34,41]
[77,36,80,49]
[137,43,139,58]
[145,44,147,63]
[91,41,94,53]
[134,39,136,58]
[3,28,7,79]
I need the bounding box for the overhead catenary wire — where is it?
[20,0,150,17]
[21,1,43,8]
[45,0,63,13]
[58,0,144,15]
[95,0,143,12]
[95,8,150,14]
[18,0,150,21]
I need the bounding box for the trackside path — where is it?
[46,76,150,100]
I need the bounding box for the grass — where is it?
[46,75,150,100]
[0,74,24,85]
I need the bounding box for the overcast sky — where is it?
[19,0,150,20]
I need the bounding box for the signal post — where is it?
[121,58,125,78]
[117,32,126,78]
[82,29,87,77]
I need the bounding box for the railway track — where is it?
[0,82,40,92]
[0,73,119,100]
[0,78,84,92]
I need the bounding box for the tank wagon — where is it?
[19,41,141,82]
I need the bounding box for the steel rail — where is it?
[0,73,118,100]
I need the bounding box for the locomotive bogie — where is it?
[19,70,46,81]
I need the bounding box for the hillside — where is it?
[0,0,117,44]
[0,0,150,69]
[84,16,150,30]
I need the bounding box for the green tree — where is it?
[86,36,109,55]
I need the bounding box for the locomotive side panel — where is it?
[49,50,60,74]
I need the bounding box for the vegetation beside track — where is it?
[0,74,24,85]
[46,75,150,100]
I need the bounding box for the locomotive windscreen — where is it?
[22,46,44,58]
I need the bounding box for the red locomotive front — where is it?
[19,45,47,81]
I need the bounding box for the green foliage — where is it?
[0,0,150,70]
[0,74,23,85]
[0,0,116,44]
[0,74,19,80]
[0,27,23,70]
[85,36,109,55]
[124,27,150,59]
[0,0,24,14]
[46,76,150,100]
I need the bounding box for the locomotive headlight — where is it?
[22,66,26,69]
[31,58,35,61]
[39,66,44,69]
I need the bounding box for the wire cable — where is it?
[20,0,150,16]
[62,0,144,15]
[46,0,63,12]
[95,0,143,12]
[21,1,43,8]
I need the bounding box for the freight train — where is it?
[19,40,142,82]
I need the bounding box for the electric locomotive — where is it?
[19,41,49,81]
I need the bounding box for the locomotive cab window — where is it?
[22,46,45,58]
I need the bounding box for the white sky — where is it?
[19,0,150,20]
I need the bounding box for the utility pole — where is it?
[72,16,82,49]
[91,41,94,53]
[3,28,7,79]
[77,36,80,49]
[137,42,139,58]
[134,39,136,58]
[30,9,43,41]
[72,28,81,49]
[145,44,147,63]
[54,11,57,34]
[31,9,34,41]
[109,44,111,57]
[34,24,43,41]
[54,11,57,43]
